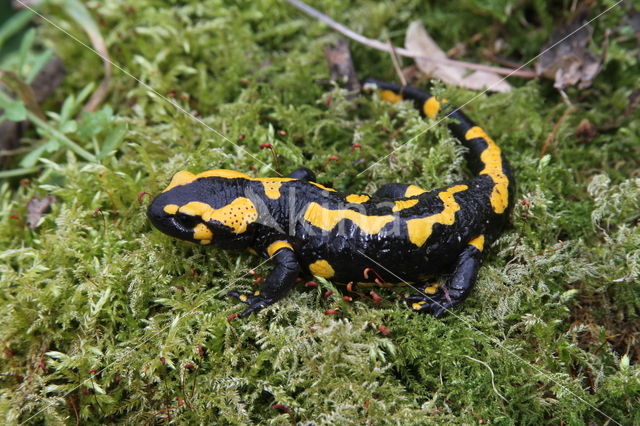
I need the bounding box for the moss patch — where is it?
[1,0,639,423]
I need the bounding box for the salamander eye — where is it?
[175,212,200,229]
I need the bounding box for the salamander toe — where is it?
[228,291,275,317]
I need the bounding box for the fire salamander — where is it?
[147,79,515,318]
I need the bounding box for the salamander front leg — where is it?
[406,236,485,317]
[287,167,316,181]
[228,243,300,317]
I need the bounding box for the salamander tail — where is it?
[362,78,514,214]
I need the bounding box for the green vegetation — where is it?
[1,0,638,423]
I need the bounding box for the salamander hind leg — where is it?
[405,235,485,317]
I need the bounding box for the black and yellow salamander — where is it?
[147,79,515,318]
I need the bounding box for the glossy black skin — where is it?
[147,80,515,317]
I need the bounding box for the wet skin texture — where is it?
[147,79,515,317]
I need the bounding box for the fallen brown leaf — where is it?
[323,38,361,96]
[535,17,601,89]
[26,195,57,229]
[405,21,512,93]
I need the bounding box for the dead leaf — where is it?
[323,38,361,96]
[26,196,57,229]
[404,21,512,93]
[535,17,601,89]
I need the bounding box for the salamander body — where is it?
[147,79,515,317]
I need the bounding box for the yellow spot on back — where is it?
[309,259,335,278]
[162,169,297,192]
[179,198,258,234]
[423,97,441,119]
[392,199,419,212]
[163,204,179,214]
[404,185,427,197]
[193,223,213,240]
[465,126,509,214]
[267,240,293,257]
[345,194,371,203]
[405,185,468,247]
[303,202,394,235]
[262,181,283,199]
[468,235,485,252]
[379,89,403,104]
[196,169,252,179]
[162,171,196,193]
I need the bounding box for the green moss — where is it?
[1,0,639,423]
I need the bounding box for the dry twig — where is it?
[387,39,407,86]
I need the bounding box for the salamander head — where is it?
[147,170,258,247]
